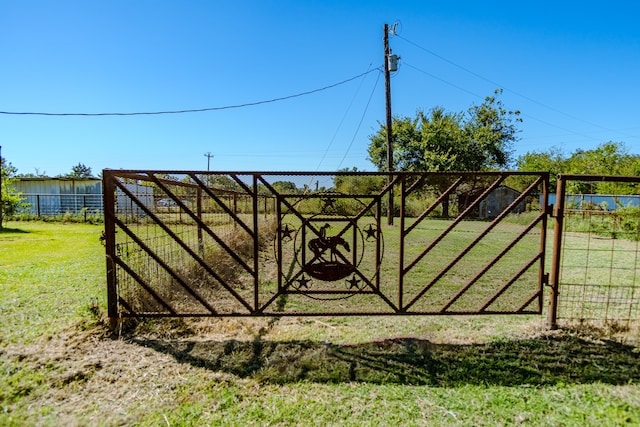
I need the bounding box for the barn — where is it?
[13,178,103,216]
[458,185,526,219]
[13,177,153,217]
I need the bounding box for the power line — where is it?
[0,69,380,117]
[405,60,602,143]
[315,63,379,171]
[394,34,634,139]
[337,67,382,169]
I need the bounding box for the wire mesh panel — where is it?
[103,170,549,319]
[553,175,640,323]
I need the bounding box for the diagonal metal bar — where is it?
[478,253,543,313]
[440,209,545,311]
[117,296,136,315]
[405,175,542,311]
[114,181,254,312]
[188,173,254,236]
[150,173,254,274]
[516,289,543,313]
[114,218,219,314]
[403,174,507,275]
[112,255,178,314]
[405,176,465,235]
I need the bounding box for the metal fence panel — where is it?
[550,174,640,325]
[102,170,549,320]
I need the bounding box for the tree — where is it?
[368,90,521,217]
[333,167,385,195]
[271,181,299,193]
[1,157,27,227]
[564,141,640,194]
[516,141,640,194]
[65,163,94,178]
[368,89,521,172]
[515,146,566,190]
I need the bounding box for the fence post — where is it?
[252,175,259,312]
[548,175,566,329]
[102,171,119,329]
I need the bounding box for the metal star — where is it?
[280,224,294,241]
[295,275,311,289]
[346,275,362,290]
[364,224,377,240]
[322,197,336,211]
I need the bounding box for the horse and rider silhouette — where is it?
[308,223,350,263]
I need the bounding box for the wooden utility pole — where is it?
[384,24,394,225]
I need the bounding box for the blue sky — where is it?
[2,1,639,177]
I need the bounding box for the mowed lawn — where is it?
[1,221,640,426]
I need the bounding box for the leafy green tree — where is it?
[1,158,27,227]
[368,90,521,172]
[564,141,640,194]
[271,181,299,193]
[333,167,385,195]
[368,91,521,216]
[516,142,640,194]
[65,162,94,178]
[515,146,566,191]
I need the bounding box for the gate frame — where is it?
[103,170,550,324]
[547,173,640,329]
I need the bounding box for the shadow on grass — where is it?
[132,334,640,386]
[0,227,30,234]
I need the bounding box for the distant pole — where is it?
[384,24,394,225]
[204,152,214,171]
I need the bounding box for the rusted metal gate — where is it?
[103,170,549,321]
[548,174,640,327]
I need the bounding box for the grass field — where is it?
[1,221,640,426]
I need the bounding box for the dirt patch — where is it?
[1,321,245,425]
[3,316,640,424]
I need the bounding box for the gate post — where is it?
[102,170,119,329]
[548,175,566,329]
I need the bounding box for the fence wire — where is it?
[555,175,640,323]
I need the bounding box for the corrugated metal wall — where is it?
[14,178,103,215]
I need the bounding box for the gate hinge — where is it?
[546,204,555,216]
[542,272,550,286]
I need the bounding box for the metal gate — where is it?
[548,174,640,327]
[103,170,549,320]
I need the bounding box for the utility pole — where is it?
[384,24,394,225]
[204,152,214,171]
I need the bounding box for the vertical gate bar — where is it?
[537,173,549,312]
[253,174,259,312]
[548,174,566,329]
[196,187,203,254]
[277,194,283,293]
[375,194,382,290]
[102,170,118,328]
[398,175,406,312]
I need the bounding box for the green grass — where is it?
[0,222,105,345]
[1,221,640,426]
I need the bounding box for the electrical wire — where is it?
[0,69,380,117]
[404,60,601,142]
[405,60,601,143]
[394,34,635,140]
[336,68,382,169]
[315,63,378,171]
